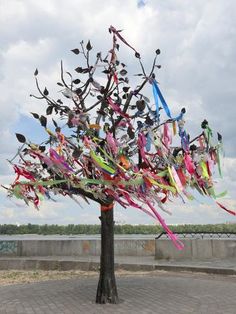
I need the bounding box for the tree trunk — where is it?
[96,205,119,304]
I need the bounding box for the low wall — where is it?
[155,239,236,260]
[1,238,235,260]
[0,239,155,257]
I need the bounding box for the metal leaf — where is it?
[40,116,47,127]
[71,48,80,55]
[15,133,26,143]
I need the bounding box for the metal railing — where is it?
[155,232,236,240]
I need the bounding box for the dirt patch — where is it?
[0,270,98,286]
[0,269,168,286]
[2,269,233,286]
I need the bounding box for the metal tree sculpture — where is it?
[4,26,235,304]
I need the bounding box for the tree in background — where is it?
[3,26,235,304]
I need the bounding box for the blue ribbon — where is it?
[179,129,189,151]
[152,80,172,119]
[173,112,183,121]
[145,133,151,152]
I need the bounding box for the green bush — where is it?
[0,223,235,235]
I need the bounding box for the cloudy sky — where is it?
[0,0,236,226]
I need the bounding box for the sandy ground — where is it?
[0,270,98,286]
[1,268,231,286]
[0,270,165,286]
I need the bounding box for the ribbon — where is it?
[172,121,177,136]
[137,133,149,165]
[146,132,152,152]
[101,203,114,211]
[90,150,116,175]
[119,155,131,170]
[152,80,172,119]
[147,176,176,193]
[163,123,172,148]
[173,111,184,122]
[184,153,195,175]
[49,148,74,172]
[109,25,139,54]
[13,165,35,182]
[216,202,236,216]
[107,98,130,119]
[205,126,213,147]
[200,161,209,179]
[17,179,68,187]
[217,148,223,178]
[169,166,184,193]
[107,97,133,129]
[176,168,187,186]
[198,136,205,149]
[207,187,227,199]
[146,200,184,250]
[106,132,118,155]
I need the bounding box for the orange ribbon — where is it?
[101,203,114,211]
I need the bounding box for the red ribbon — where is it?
[109,26,139,54]
[216,202,236,216]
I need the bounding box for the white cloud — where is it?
[0,0,235,225]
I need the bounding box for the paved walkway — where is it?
[0,271,236,314]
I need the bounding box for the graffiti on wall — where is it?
[0,241,17,254]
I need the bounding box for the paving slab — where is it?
[0,271,236,313]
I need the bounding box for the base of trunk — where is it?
[96,274,119,304]
[96,205,119,304]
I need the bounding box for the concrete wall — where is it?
[1,238,235,259]
[155,239,236,260]
[0,239,155,257]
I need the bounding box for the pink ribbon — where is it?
[146,200,184,250]
[184,153,195,175]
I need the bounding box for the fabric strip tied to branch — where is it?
[152,79,172,119]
